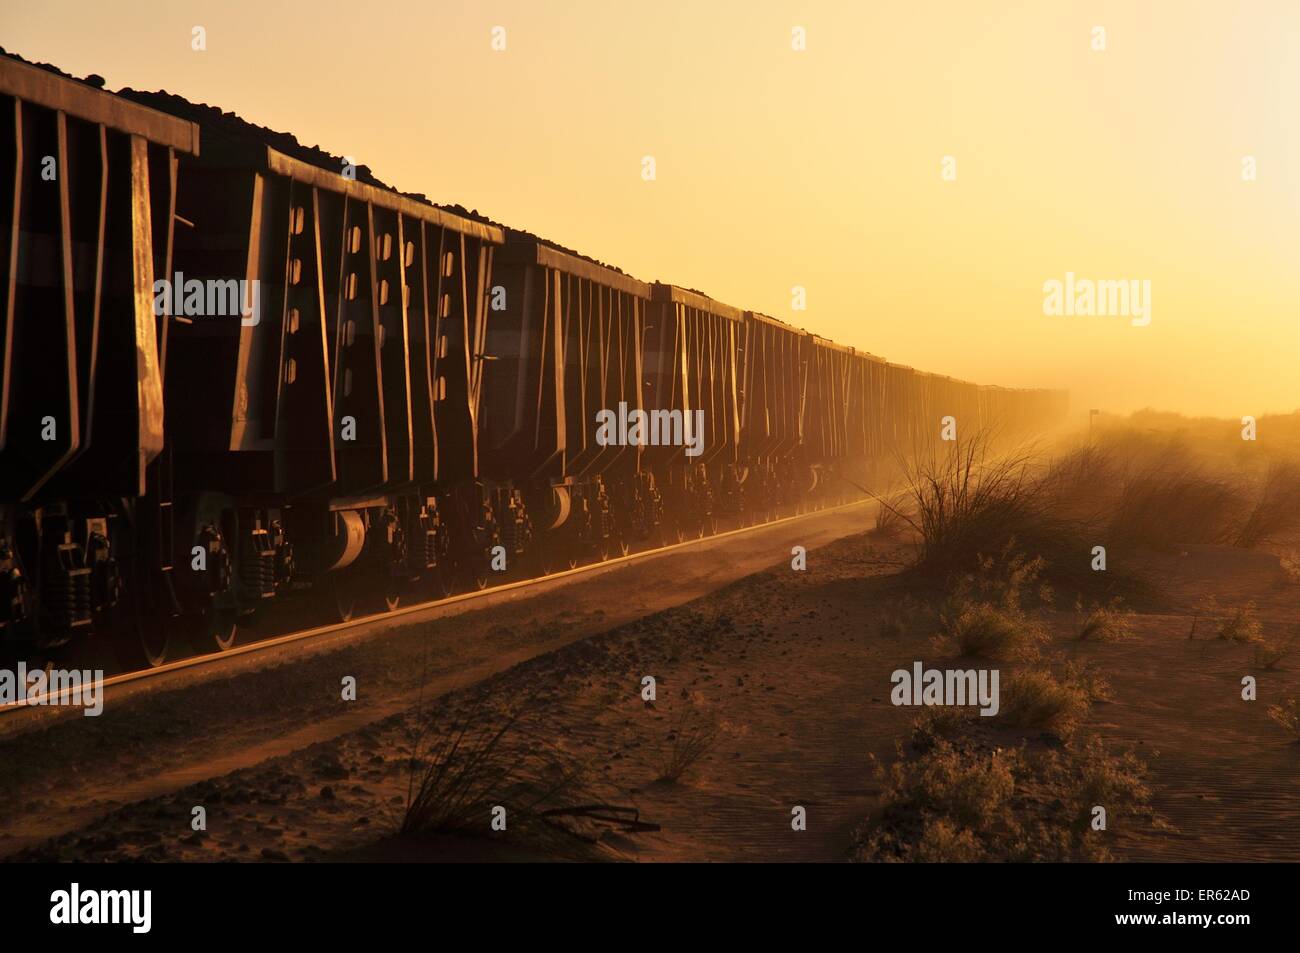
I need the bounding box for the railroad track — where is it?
[0,499,876,717]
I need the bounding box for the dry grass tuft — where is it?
[852,735,1152,863]
[873,494,908,539]
[938,601,1047,661]
[1254,629,1298,671]
[1000,670,1091,739]
[655,704,720,784]
[1235,462,1300,549]
[1076,598,1135,642]
[399,696,598,848]
[1265,698,1300,742]
[1215,602,1264,644]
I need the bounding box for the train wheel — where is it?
[191,605,239,654]
[111,563,175,669]
[334,590,356,623]
[326,572,361,623]
[424,567,453,600]
[466,556,491,591]
[540,532,578,573]
[662,521,685,546]
[133,612,174,669]
[382,575,403,611]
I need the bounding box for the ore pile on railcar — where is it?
[1,54,1069,668]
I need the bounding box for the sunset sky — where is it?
[6,0,1297,418]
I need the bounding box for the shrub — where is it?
[1235,462,1300,548]
[1076,599,1134,642]
[1107,466,1240,550]
[1001,670,1090,739]
[938,600,1047,661]
[1254,628,1297,670]
[1265,699,1300,741]
[1216,602,1264,643]
[655,705,719,783]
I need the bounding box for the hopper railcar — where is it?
[480,236,653,571]
[0,56,198,665]
[642,283,744,540]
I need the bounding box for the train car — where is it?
[642,283,743,539]
[0,55,199,664]
[737,311,809,521]
[129,91,505,654]
[804,336,854,504]
[480,235,653,569]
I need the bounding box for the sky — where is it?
[5,0,1297,419]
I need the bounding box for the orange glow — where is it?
[7,0,1297,417]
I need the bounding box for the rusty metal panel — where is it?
[129,134,165,489]
[0,100,81,501]
[405,218,435,482]
[332,195,387,492]
[482,241,650,486]
[371,204,413,485]
[272,182,336,491]
[262,148,499,244]
[0,56,199,154]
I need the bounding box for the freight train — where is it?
[0,54,1068,667]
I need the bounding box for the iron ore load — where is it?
[0,53,1069,666]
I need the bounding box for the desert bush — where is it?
[910,707,973,752]
[1235,462,1300,548]
[400,698,593,843]
[912,818,982,862]
[1001,670,1091,738]
[1254,629,1298,671]
[1076,598,1134,642]
[1215,602,1264,643]
[656,705,719,783]
[1191,596,1265,644]
[401,705,523,836]
[1038,445,1121,523]
[937,600,1047,661]
[883,740,1017,830]
[1107,465,1240,550]
[1265,698,1300,741]
[894,435,1122,602]
[898,438,1061,574]
[851,735,1153,862]
[1075,736,1151,809]
[874,494,908,538]
[1058,658,1111,702]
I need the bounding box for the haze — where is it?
[6,0,1296,418]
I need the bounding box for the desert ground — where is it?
[3,415,1299,863]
